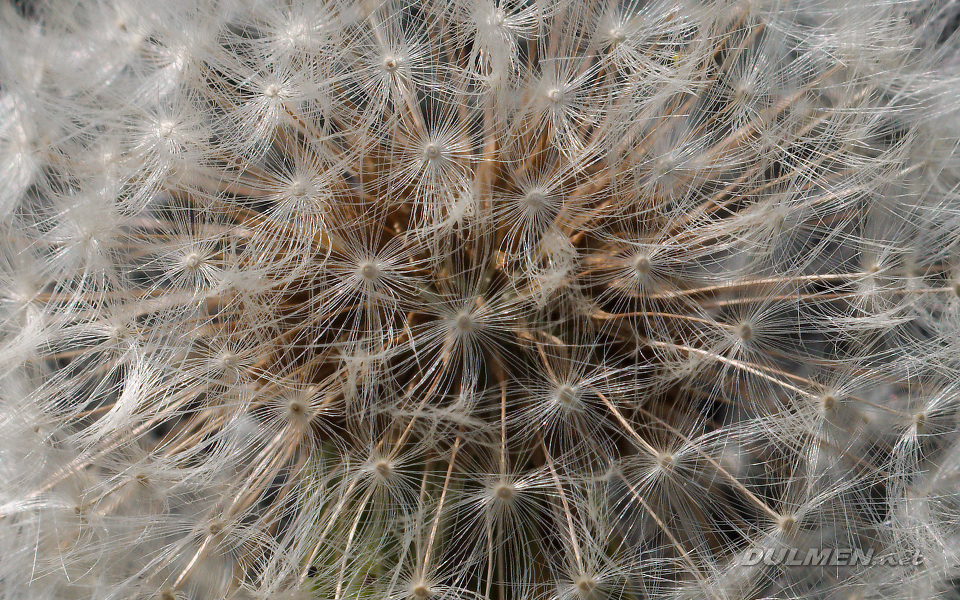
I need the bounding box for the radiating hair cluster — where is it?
[4,0,960,598]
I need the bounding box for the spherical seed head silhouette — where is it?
[2,1,960,600]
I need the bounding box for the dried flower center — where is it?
[547,88,564,104]
[183,253,201,270]
[264,83,280,98]
[383,56,399,72]
[495,483,514,499]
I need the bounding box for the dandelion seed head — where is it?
[288,179,309,198]
[411,584,432,599]
[287,398,305,416]
[207,519,225,536]
[575,576,597,598]
[778,514,797,534]
[913,411,926,431]
[555,384,579,409]
[219,352,238,369]
[182,252,201,270]
[358,261,379,282]
[4,2,960,599]
[655,151,678,175]
[523,190,546,211]
[656,451,676,471]
[632,253,652,275]
[374,459,393,478]
[424,142,443,160]
[155,120,177,140]
[733,76,758,101]
[821,392,838,412]
[455,311,474,333]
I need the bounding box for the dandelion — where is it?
[3,0,960,599]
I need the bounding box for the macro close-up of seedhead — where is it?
[4,0,960,598]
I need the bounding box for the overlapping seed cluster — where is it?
[3,1,960,599]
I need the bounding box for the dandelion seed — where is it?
[495,482,514,500]
[633,253,652,275]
